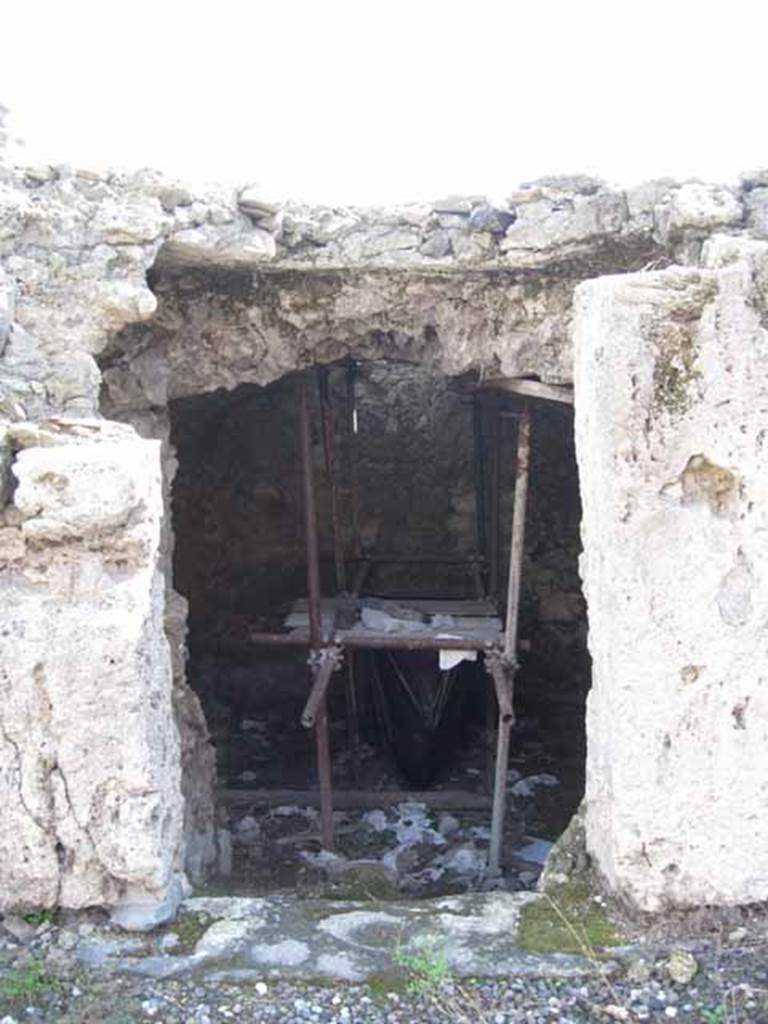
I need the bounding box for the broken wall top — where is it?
[3,135,768,417]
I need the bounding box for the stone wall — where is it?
[573,236,768,911]
[0,419,184,916]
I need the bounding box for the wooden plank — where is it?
[480,378,574,405]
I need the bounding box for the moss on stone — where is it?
[161,912,209,953]
[517,884,620,955]
[649,274,717,416]
[652,322,702,415]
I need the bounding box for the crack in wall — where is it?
[0,661,108,906]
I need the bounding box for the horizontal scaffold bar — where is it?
[249,629,502,652]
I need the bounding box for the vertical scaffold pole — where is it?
[488,400,531,876]
[299,380,334,849]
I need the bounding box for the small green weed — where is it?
[390,938,501,1023]
[701,1008,726,1024]
[23,908,56,927]
[393,937,451,996]
[0,958,52,1001]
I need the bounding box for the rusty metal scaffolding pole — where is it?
[250,631,500,651]
[488,394,501,602]
[299,380,334,849]
[503,403,531,657]
[468,393,487,600]
[343,360,365,780]
[488,400,531,876]
[317,367,347,593]
[473,394,495,784]
[472,393,488,580]
[302,647,343,728]
[344,655,362,783]
[300,381,322,648]
[314,703,334,848]
[346,360,363,561]
[484,394,502,790]
[318,367,361,780]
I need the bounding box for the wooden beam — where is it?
[480,378,574,405]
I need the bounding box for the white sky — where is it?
[2,0,766,205]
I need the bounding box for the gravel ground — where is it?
[1,938,767,1024]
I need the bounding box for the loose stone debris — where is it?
[223,764,563,900]
[229,799,543,899]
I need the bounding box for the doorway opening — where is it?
[169,358,587,897]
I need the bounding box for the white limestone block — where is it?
[0,421,183,911]
[573,248,768,911]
